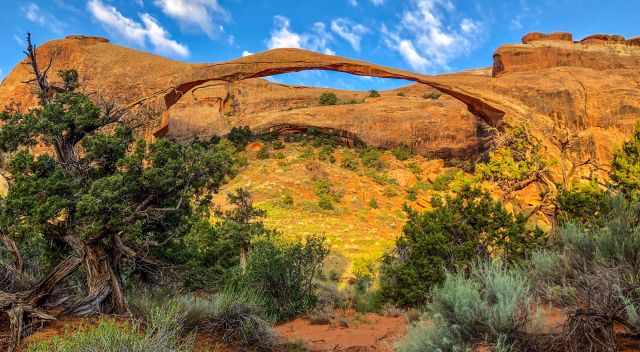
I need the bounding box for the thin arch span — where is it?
[155,48,505,137]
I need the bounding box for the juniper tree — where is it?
[0,34,236,350]
[380,186,545,307]
[611,123,640,201]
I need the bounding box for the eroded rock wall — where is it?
[493,33,640,76]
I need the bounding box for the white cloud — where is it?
[13,34,27,48]
[267,16,335,55]
[460,18,479,34]
[23,3,45,24]
[153,0,229,38]
[140,14,190,57]
[508,0,541,31]
[330,18,369,52]
[22,3,64,34]
[242,50,253,57]
[381,0,484,72]
[349,0,383,6]
[87,0,189,58]
[268,16,303,49]
[381,26,429,72]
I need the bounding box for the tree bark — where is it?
[240,246,248,273]
[7,306,23,352]
[0,235,23,274]
[1,254,83,352]
[65,243,127,315]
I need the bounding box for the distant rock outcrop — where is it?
[494,32,640,76]
[580,34,626,44]
[521,32,573,44]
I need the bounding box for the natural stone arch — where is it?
[155,48,505,137]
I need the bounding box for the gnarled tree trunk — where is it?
[65,243,128,316]
[1,254,83,352]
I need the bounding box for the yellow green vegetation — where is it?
[213,140,449,272]
[477,126,552,187]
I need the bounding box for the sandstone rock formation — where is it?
[1,32,639,174]
[521,32,573,44]
[494,33,640,76]
[580,34,626,45]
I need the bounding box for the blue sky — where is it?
[0,0,638,91]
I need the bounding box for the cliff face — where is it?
[1,33,639,170]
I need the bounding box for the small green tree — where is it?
[611,124,640,201]
[368,90,380,98]
[215,188,273,272]
[380,186,544,306]
[235,234,329,321]
[168,189,275,289]
[319,92,338,106]
[227,126,253,150]
[392,144,413,161]
[556,181,612,227]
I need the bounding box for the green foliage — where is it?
[423,91,442,100]
[407,162,422,176]
[396,262,534,352]
[360,147,385,170]
[406,188,417,201]
[353,290,383,313]
[429,169,457,191]
[318,195,334,210]
[272,139,285,150]
[257,145,270,159]
[314,179,342,203]
[527,197,640,348]
[319,92,338,106]
[556,181,613,227]
[0,69,238,302]
[559,196,640,271]
[368,90,381,98]
[340,151,359,171]
[28,302,192,352]
[279,193,294,209]
[178,290,276,349]
[231,235,329,321]
[527,250,575,305]
[339,99,363,105]
[171,189,275,289]
[369,198,379,209]
[318,145,336,163]
[380,186,545,306]
[391,144,413,161]
[476,126,550,186]
[383,187,398,198]
[299,147,315,160]
[352,258,376,292]
[611,123,640,201]
[227,126,254,150]
[129,289,276,350]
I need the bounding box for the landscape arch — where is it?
[154,48,506,137]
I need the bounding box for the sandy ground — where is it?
[276,313,407,352]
